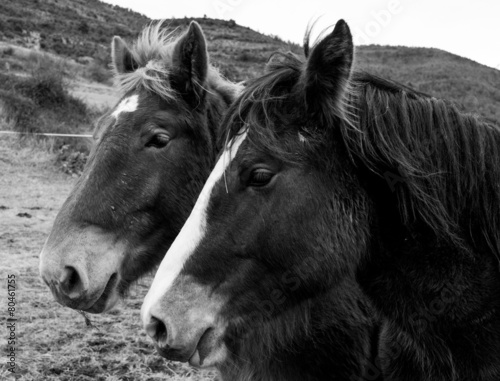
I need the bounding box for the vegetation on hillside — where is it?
[356,45,500,123]
[0,67,88,136]
[1,0,498,123]
[0,0,149,64]
[0,49,95,174]
[0,0,498,158]
[0,0,296,81]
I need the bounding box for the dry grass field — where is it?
[0,135,218,380]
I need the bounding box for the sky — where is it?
[102,0,500,69]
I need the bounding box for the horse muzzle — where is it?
[39,226,125,313]
[141,276,228,368]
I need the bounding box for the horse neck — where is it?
[350,85,500,379]
[221,280,378,381]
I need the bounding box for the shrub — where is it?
[237,51,252,62]
[0,62,91,147]
[57,144,88,176]
[0,89,39,133]
[78,21,90,34]
[17,69,88,125]
[85,62,112,83]
[21,71,69,108]
[2,46,14,56]
[236,50,265,63]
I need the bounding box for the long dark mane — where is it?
[222,49,500,266]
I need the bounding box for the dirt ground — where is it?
[0,135,217,380]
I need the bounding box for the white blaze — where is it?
[141,130,248,322]
[112,95,139,119]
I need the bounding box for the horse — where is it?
[39,21,241,313]
[141,19,500,381]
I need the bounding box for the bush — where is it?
[237,51,252,62]
[0,61,91,147]
[57,144,88,176]
[85,62,112,83]
[0,89,39,133]
[236,50,265,63]
[16,67,89,125]
[2,46,14,56]
[21,71,70,107]
[78,20,90,34]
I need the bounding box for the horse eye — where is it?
[146,133,170,149]
[248,169,274,187]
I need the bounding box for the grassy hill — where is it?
[0,0,498,123]
[356,45,500,123]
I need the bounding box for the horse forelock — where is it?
[114,21,239,105]
[218,53,308,162]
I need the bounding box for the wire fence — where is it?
[0,131,92,138]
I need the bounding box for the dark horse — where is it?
[142,19,500,380]
[39,21,240,313]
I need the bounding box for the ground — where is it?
[0,137,217,379]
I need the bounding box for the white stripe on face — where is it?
[141,130,248,323]
[112,95,139,119]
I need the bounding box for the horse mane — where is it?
[223,49,500,263]
[113,21,241,103]
[343,73,500,252]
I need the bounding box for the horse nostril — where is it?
[59,266,85,299]
[145,316,168,348]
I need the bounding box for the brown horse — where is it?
[39,21,240,313]
[142,19,500,380]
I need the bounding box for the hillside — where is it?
[0,0,498,123]
[356,45,500,123]
[0,0,294,81]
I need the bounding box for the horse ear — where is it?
[171,21,208,104]
[112,36,138,74]
[304,20,354,123]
